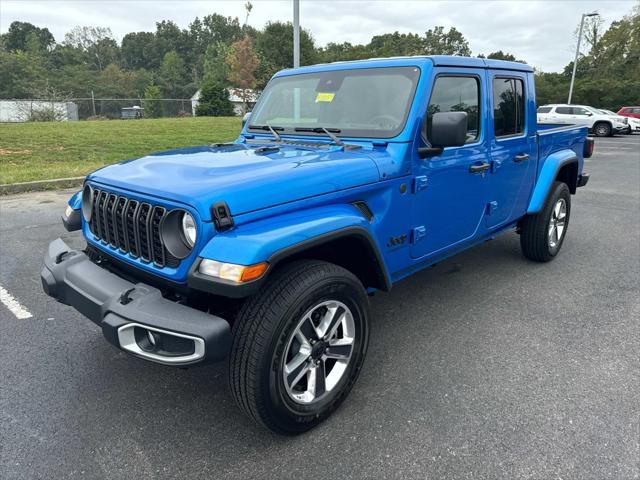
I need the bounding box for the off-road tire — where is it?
[520,181,571,262]
[228,259,370,435]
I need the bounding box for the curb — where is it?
[0,177,84,195]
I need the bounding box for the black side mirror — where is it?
[242,111,252,127]
[419,111,468,158]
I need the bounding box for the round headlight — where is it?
[181,212,197,248]
[82,184,93,222]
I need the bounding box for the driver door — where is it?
[411,70,490,260]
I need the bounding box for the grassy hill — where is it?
[0,117,241,184]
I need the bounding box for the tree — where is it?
[158,50,189,98]
[203,42,231,84]
[368,32,424,57]
[143,84,163,117]
[226,36,259,113]
[121,31,158,70]
[63,26,119,69]
[423,26,471,56]
[255,21,317,87]
[2,21,55,52]
[195,80,234,116]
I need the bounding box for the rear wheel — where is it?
[228,260,370,434]
[520,181,571,262]
[593,122,612,137]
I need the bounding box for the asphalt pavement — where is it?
[1,135,639,479]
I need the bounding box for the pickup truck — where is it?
[42,56,593,435]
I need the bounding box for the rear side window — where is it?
[633,108,640,114]
[537,106,552,113]
[426,76,480,144]
[556,106,573,115]
[493,77,525,137]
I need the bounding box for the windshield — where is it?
[249,66,421,139]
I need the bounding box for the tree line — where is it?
[0,2,637,116]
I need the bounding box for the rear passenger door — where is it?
[486,72,536,229]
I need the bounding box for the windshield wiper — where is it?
[248,124,284,142]
[294,127,344,146]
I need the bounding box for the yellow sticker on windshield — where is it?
[315,92,335,103]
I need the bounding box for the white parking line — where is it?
[594,141,640,146]
[0,285,33,319]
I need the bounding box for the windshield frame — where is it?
[247,65,422,140]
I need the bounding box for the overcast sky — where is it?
[1,0,636,72]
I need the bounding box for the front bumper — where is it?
[41,238,231,366]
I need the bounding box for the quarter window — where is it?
[426,76,480,144]
[493,77,525,137]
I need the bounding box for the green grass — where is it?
[0,117,242,184]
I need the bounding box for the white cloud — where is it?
[0,0,635,72]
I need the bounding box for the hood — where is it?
[87,143,381,221]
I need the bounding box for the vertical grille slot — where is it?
[150,206,166,267]
[105,194,117,246]
[138,203,152,262]
[115,197,128,251]
[125,200,139,257]
[85,187,180,269]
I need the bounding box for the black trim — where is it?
[62,209,81,232]
[187,226,391,298]
[41,238,231,365]
[352,201,374,222]
[577,173,590,188]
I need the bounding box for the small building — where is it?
[121,106,144,119]
[0,100,79,122]
[190,88,259,116]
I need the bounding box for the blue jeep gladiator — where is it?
[42,56,593,434]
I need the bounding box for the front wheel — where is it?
[228,260,370,434]
[520,181,571,262]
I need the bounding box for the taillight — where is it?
[584,138,595,158]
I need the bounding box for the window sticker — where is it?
[315,92,335,103]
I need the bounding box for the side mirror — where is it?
[419,111,468,158]
[586,112,593,116]
[242,111,252,127]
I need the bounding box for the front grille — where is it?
[88,188,180,268]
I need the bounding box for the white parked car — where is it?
[537,104,628,137]
[598,109,638,134]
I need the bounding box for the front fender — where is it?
[527,149,577,214]
[189,204,388,298]
[199,204,376,266]
[68,190,82,210]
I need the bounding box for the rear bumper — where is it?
[41,238,231,366]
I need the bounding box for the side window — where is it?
[426,76,480,144]
[633,108,640,114]
[556,106,573,115]
[573,107,590,115]
[493,77,525,137]
[537,106,552,114]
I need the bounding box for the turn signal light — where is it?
[199,259,268,283]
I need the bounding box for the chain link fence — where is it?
[0,98,196,122]
[74,98,195,120]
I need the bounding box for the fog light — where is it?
[199,259,268,283]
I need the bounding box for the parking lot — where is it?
[1,135,638,479]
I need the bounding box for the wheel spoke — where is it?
[297,316,317,343]
[317,304,345,339]
[286,356,311,389]
[554,202,561,218]
[326,339,353,360]
[313,361,326,397]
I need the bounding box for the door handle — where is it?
[469,162,490,174]
[514,153,530,163]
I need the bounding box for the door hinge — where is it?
[411,226,427,243]
[487,201,498,215]
[412,175,428,193]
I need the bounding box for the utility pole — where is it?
[568,11,599,104]
[293,0,300,68]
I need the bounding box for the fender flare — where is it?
[188,204,390,298]
[527,149,578,214]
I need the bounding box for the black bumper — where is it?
[577,173,590,188]
[41,238,231,366]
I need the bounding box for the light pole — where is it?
[568,11,599,104]
[293,0,300,68]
